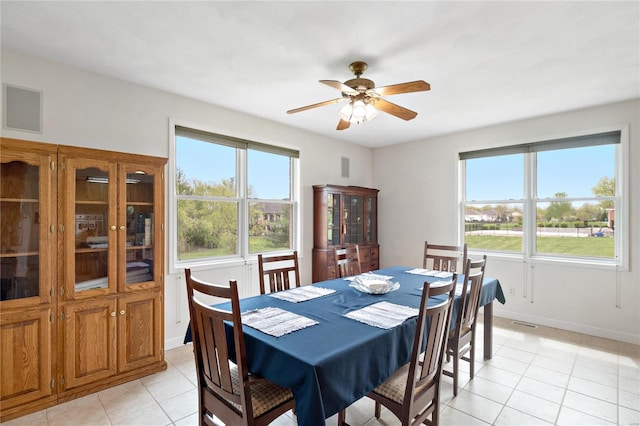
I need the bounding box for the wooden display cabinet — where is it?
[0,139,167,422]
[312,185,379,282]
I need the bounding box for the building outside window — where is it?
[460,130,625,266]
[171,125,299,268]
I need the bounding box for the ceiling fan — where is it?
[287,61,430,130]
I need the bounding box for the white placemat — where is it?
[241,307,318,337]
[268,286,336,303]
[406,268,454,278]
[344,301,419,329]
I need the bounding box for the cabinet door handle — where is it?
[120,310,125,315]
[119,225,125,231]
[110,225,117,231]
[110,311,116,317]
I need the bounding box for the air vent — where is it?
[3,84,43,133]
[511,320,538,329]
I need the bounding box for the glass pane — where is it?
[344,195,364,244]
[535,201,614,258]
[125,171,155,285]
[327,193,341,246]
[0,161,40,300]
[464,203,523,253]
[176,136,237,196]
[248,202,292,253]
[537,145,615,199]
[248,149,290,200]
[75,167,109,291]
[367,196,377,243]
[177,199,238,260]
[466,154,523,201]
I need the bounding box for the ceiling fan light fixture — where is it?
[339,100,379,124]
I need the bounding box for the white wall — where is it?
[1,49,375,348]
[373,99,640,344]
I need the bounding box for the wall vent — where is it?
[3,84,43,133]
[341,156,350,178]
[511,320,538,329]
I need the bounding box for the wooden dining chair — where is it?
[443,255,487,396]
[257,251,301,294]
[333,245,362,278]
[423,241,468,273]
[184,269,296,426]
[338,275,456,426]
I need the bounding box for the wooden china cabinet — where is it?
[312,184,379,282]
[0,138,167,421]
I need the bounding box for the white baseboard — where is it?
[494,308,640,346]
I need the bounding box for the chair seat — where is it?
[228,364,294,417]
[372,363,431,405]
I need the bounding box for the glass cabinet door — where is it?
[120,163,158,289]
[343,195,364,244]
[366,196,377,243]
[62,156,117,298]
[327,193,341,246]
[0,152,53,303]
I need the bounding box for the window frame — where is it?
[459,125,629,271]
[168,120,300,273]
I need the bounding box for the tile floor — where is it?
[5,316,639,425]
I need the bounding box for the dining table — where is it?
[184,265,505,426]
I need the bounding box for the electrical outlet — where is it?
[509,287,516,296]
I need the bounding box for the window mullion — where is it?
[524,152,536,258]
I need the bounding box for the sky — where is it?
[176,136,290,200]
[466,144,615,202]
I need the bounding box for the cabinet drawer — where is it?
[359,247,371,262]
[370,246,379,259]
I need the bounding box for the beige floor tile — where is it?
[516,376,566,404]
[447,389,503,423]
[531,353,575,375]
[568,376,617,404]
[619,374,640,394]
[159,388,198,422]
[563,390,618,423]
[485,353,530,375]
[619,389,640,411]
[106,401,172,426]
[173,412,199,426]
[144,373,196,402]
[619,406,640,425]
[524,364,570,388]
[494,406,553,425]
[1,409,48,426]
[496,345,537,363]
[438,405,490,425]
[556,406,615,425]
[505,389,560,423]
[464,376,514,404]
[476,364,522,388]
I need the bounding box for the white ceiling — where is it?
[1,1,638,148]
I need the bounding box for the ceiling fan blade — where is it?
[320,80,358,95]
[374,98,418,121]
[373,80,431,96]
[287,98,344,114]
[337,118,351,130]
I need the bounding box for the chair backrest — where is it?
[453,255,487,338]
[402,276,456,422]
[334,245,362,278]
[257,251,301,294]
[423,241,468,273]
[184,269,252,424]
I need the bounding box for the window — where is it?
[460,130,625,266]
[172,125,299,267]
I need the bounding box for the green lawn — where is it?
[465,235,614,258]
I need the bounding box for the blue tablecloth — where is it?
[184,266,504,426]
